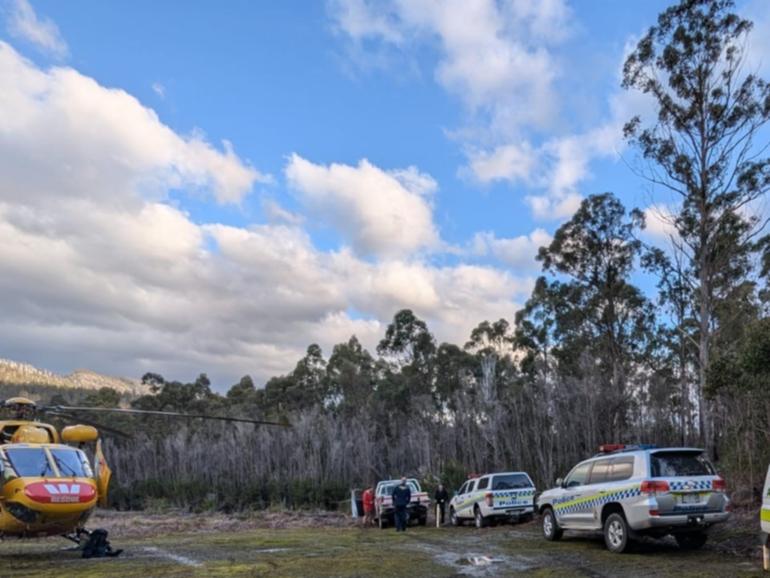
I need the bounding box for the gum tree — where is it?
[623,0,770,451]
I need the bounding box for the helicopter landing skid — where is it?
[62,528,123,558]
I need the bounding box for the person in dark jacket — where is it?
[434,483,449,525]
[391,477,412,532]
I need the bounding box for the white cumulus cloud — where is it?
[331,0,570,134]
[0,43,265,206]
[466,143,536,185]
[471,228,552,271]
[0,41,534,386]
[642,204,678,241]
[471,57,655,221]
[285,154,439,258]
[330,1,663,224]
[4,0,67,59]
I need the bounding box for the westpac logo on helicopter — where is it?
[47,483,83,503]
[23,481,98,504]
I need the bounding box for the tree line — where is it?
[27,0,770,511]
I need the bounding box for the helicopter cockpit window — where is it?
[50,448,92,478]
[0,450,12,480]
[4,447,54,477]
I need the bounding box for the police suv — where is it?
[536,445,730,553]
[449,471,535,528]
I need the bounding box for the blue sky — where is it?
[0,0,767,387]
[27,0,665,243]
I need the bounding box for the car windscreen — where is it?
[50,448,92,477]
[491,473,532,490]
[651,451,714,477]
[5,447,54,477]
[383,481,419,495]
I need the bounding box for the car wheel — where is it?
[675,532,708,550]
[450,508,461,527]
[542,508,562,541]
[604,513,631,553]
[474,507,488,529]
[418,516,427,526]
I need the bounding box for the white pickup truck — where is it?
[374,478,430,529]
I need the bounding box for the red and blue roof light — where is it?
[598,443,657,454]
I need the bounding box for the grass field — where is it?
[0,511,766,577]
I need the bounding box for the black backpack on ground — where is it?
[81,529,123,558]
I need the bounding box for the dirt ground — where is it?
[0,509,766,577]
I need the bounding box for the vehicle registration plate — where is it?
[680,493,700,504]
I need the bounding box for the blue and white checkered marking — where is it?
[494,489,535,507]
[669,479,713,491]
[553,486,642,517]
[495,489,535,498]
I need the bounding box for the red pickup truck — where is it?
[374,479,430,529]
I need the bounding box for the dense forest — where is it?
[8,0,770,512]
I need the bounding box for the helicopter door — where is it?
[93,439,112,507]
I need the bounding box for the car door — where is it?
[557,461,593,528]
[761,465,770,534]
[460,479,478,519]
[376,483,392,518]
[578,457,613,529]
[452,482,468,517]
[475,476,491,515]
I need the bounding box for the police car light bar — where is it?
[598,443,658,454]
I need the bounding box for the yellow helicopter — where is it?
[0,396,287,557]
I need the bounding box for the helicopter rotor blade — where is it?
[43,410,133,439]
[43,406,291,427]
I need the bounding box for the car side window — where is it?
[565,462,592,488]
[588,459,612,484]
[458,482,468,495]
[477,477,489,490]
[608,457,634,481]
[467,480,477,493]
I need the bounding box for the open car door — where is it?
[93,438,112,507]
[762,465,770,535]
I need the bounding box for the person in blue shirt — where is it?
[391,477,412,532]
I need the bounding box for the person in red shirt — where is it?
[362,486,375,527]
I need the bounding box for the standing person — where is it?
[362,485,375,527]
[434,483,449,525]
[391,477,412,532]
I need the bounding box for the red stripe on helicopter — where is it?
[24,481,96,504]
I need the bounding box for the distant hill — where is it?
[0,358,148,396]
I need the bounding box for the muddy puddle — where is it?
[409,538,541,575]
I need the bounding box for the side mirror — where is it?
[555,477,564,488]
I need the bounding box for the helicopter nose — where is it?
[24,481,97,505]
